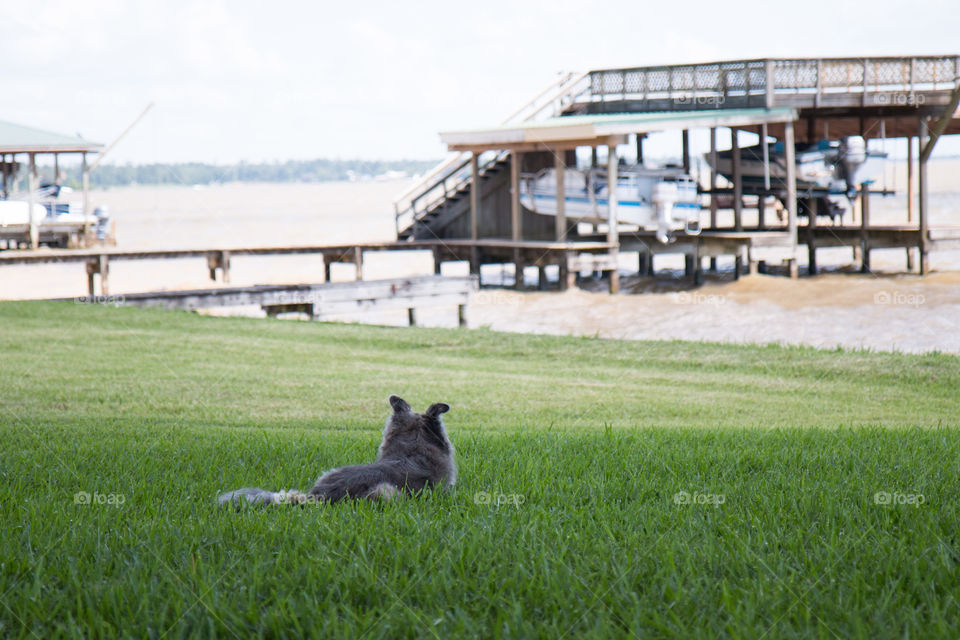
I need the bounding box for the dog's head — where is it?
[383,394,451,452]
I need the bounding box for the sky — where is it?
[1,0,958,165]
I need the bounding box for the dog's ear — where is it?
[425,403,450,418]
[389,395,412,414]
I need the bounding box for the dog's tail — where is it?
[217,487,309,508]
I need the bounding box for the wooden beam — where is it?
[920,82,960,163]
[27,153,37,249]
[919,117,930,274]
[469,153,479,241]
[448,136,628,154]
[731,128,742,231]
[709,127,718,271]
[353,246,363,280]
[806,198,817,275]
[906,135,915,271]
[510,152,521,241]
[860,184,871,273]
[82,152,91,240]
[681,129,690,173]
[469,153,480,273]
[555,151,566,241]
[783,120,799,278]
[607,141,620,294]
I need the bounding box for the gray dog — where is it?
[218,395,456,507]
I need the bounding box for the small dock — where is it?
[65,275,478,326]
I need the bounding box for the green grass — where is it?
[1,301,959,639]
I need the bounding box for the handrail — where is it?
[581,56,960,107]
[393,70,592,237]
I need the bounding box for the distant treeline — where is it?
[37,159,439,188]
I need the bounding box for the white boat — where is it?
[0,185,111,247]
[520,166,701,243]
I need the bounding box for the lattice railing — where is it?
[582,56,960,106]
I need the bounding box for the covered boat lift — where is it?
[0,120,103,249]
[395,57,960,289]
[439,108,801,291]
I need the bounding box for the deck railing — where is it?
[579,56,960,110]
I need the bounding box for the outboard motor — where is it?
[838,136,868,198]
[651,181,678,244]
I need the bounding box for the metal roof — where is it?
[0,120,103,154]
[440,108,798,151]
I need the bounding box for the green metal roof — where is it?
[0,120,102,154]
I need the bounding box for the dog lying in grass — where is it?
[218,395,456,507]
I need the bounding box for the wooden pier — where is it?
[0,239,614,297]
[394,55,960,289]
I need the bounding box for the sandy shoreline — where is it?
[471,273,960,355]
[2,176,960,355]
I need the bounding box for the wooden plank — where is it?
[731,128,742,231]
[510,152,521,242]
[555,152,566,241]
[783,120,799,278]
[919,116,929,274]
[860,185,871,273]
[607,140,620,294]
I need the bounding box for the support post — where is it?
[635,136,643,165]
[470,152,480,273]
[458,304,467,327]
[555,150,566,241]
[918,117,929,274]
[807,198,818,275]
[906,136,915,271]
[27,153,38,249]
[759,122,770,229]
[511,151,522,281]
[432,247,442,275]
[206,250,231,283]
[607,141,620,294]
[860,184,871,273]
[408,308,417,327]
[323,255,332,282]
[731,128,742,231]
[681,129,690,173]
[353,246,363,281]
[85,255,109,296]
[783,120,799,278]
[709,127,718,271]
[82,152,91,241]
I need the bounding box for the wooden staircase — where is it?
[397,155,511,240]
[393,71,590,241]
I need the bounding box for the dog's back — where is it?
[218,395,455,507]
[308,395,455,502]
